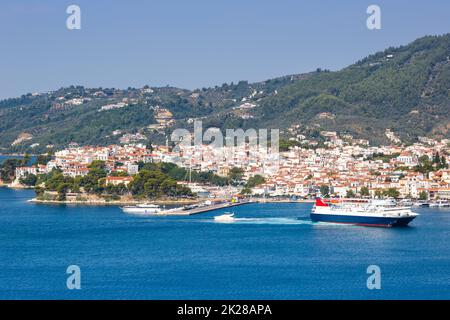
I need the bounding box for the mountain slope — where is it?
[1,34,450,152]
[249,34,450,143]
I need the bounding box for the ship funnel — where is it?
[315,198,329,207]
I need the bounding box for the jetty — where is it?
[158,200,252,216]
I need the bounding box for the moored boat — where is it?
[399,199,413,206]
[121,203,161,214]
[437,200,450,207]
[310,198,418,227]
[413,201,430,207]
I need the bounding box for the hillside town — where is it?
[5,130,450,201]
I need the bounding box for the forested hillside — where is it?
[1,34,449,153]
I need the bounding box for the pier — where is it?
[159,200,252,216]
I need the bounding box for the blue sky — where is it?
[0,0,449,99]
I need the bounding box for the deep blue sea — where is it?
[0,187,449,299]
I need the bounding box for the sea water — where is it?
[0,187,449,299]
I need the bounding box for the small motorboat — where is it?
[214,213,235,222]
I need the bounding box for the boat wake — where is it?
[211,216,355,226]
[212,217,314,225]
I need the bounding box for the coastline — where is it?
[0,182,34,189]
[28,196,315,206]
[259,199,315,203]
[0,153,38,156]
[3,186,316,206]
[28,197,201,206]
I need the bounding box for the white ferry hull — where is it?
[311,198,418,227]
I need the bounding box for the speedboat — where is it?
[214,212,235,222]
[311,198,418,227]
[121,204,161,214]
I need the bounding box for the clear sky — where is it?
[1,0,449,99]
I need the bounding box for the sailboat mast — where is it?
[189,156,192,184]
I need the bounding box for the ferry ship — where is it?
[311,198,418,227]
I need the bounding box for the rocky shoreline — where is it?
[0,182,33,189]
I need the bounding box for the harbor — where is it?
[174,200,252,216]
[124,200,253,216]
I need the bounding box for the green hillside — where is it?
[252,34,450,144]
[1,34,450,153]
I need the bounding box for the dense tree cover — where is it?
[81,160,108,194]
[246,175,265,188]
[145,139,154,153]
[27,159,235,200]
[319,185,330,197]
[346,189,356,198]
[414,152,448,175]
[19,173,37,186]
[138,162,228,186]
[35,168,77,200]
[240,186,253,195]
[432,152,447,169]
[37,161,126,199]
[34,161,194,200]
[36,153,53,165]
[374,188,400,199]
[419,191,428,200]
[139,162,262,189]
[238,174,266,195]
[279,139,302,152]
[360,186,370,197]
[0,158,27,182]
[228,167,245,186]
[384,188,400,199]
[129,169,192,198]
[365,153,400,163]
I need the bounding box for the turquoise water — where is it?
[0,187,449,299]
